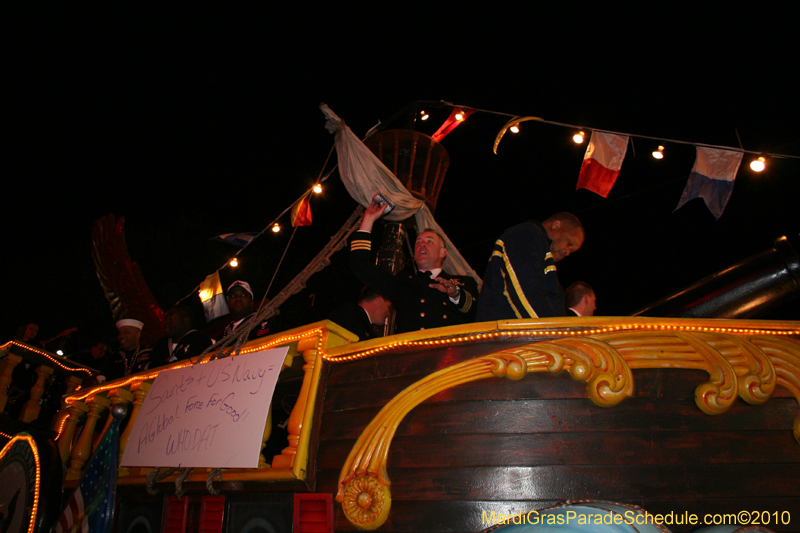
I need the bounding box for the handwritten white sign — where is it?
[121,347,289,468]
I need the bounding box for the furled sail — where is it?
[321,104,481,285]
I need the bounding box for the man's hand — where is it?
[430,276,461,302]
[359,193,389,232]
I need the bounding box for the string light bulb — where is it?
[509,124,520,134]
[455,110,465,121]
[272,223,281,233]
[750,156,766,172]
[652,145,665,159]
[229,258,239,267]
[313,184,322,193]
[573,131,586,144]
[420,110,429,121]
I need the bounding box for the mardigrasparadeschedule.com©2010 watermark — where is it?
[482,508,793,529]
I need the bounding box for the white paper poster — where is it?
[121,347,289,468]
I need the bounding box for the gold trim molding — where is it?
[337,328,800,530]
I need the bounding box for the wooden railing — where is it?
[0,341,91,425]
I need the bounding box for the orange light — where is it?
[750,156,766,172]
[229,258,239,267]
[272,223,281,233]
[652,145,665,159]
[313,184,323,194]
[573,131,586,144]
[420,110,429,121]
[509,124,520,133]
[455,111,464,121]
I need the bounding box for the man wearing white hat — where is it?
[100,318,153,382]
[219,280,276,341]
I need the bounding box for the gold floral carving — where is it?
[338,327,800,530]
[341,475,391,530]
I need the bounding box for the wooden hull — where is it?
[45,317,800,533]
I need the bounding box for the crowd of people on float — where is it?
[4,196,596,395]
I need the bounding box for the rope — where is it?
[206,468,223,495]
[145,467,180,495]
[175,467,194,498]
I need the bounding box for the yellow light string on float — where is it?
[323,322,800,363]
[0,341,93,376]
[63,329,327,405]
[0,434,41,533]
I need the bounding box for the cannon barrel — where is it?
[633,234,800,318]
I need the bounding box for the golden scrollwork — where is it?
[338,324,800,529]
[700,333,777,405]
[341,475,391,530]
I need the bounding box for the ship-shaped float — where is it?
[1,105,799,533]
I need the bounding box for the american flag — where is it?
[53,417,120,533]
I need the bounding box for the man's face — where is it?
[23,323,39,341]
[118,326,141,351]
[547,222,584,263]
[414,231,447,271]
[90,342,107,358]
[164,309,190,339]
[373,297,393,326]
[227,288,253,316]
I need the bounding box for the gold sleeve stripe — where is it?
[544,265,556,274]
[495,240,538,318]
[351,240,372,251]
[459,290,473,313]
[545,252,553,261]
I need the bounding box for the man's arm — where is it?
[350,195,401,303]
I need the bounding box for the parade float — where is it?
[1,105,799,533]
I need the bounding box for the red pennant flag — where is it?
[432,107,476,142]
[576,131,629,198]
[291,194,312,227]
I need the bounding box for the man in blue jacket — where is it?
[476,213,584,320]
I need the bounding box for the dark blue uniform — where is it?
[350,231,478,333]
[476,221,566,320]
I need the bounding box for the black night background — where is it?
[5,5,799,353]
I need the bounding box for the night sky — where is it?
[6,6,799,352]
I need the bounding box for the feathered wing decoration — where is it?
[91,214,166,346]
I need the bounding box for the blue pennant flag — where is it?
[212,232,259,247]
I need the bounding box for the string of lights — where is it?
[176,101,797,309]
[439,101,800,167]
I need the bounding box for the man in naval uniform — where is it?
[219,280,276,341]
[101,318,153,382]
[151,304,214,366]
[328,287,392,341]
[350,196,478,334]
[476,213,585,321]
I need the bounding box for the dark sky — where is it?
[6,6,799,350]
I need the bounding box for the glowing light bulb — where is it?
[573,131,585,144]
[56,350,64,356]
[652,146,665,159]
[313,184,322,193]
[750,156,766,172]
[509,124,520,133]
[455,111,464,121]
[272,223,281,233]
[420,110,429,121]
[229,258,239,267]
